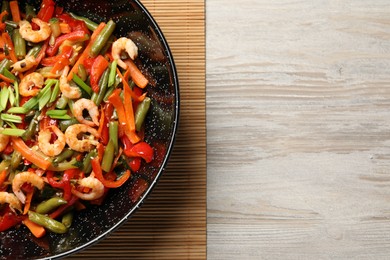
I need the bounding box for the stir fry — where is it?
[0,0,154,237]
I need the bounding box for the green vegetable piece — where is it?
[39,87,51,111]
[93,68,109,106]
[1,1,9,21]
[53,148,74,164]
[0,128,25,136]
[3,68,17,82]
[69,12,98,31]
[48,158,78,171]
[49,80,60,103]
[90,20,116,57]
[82,150,97,174]
[58,117,78,132]
[135,97,151,131]
[10,150,22,170]
[28,211,67,234]
[46,109,67,117]
[25,4,36,21]
[61,211,74,229]
[26,45,41,58]
[108,60,117,88]
[101,139,115,172]
[1,113,22,123]
[0,86,9,112]
[12,29,26,60]
[109,121,118,155]
[8,86,14,106]
[72,73,92,96]
[36,197,68,214]
[0,59,12,74]
[22,111,38,141]
[7,106,27,114]
[56,95,69,109]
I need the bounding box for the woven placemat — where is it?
[69,0,206,259]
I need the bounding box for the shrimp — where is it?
[65,124,100,152]
[0,192,22,212]
[38,125,66,157]
[12,171,44,204]
[73,98,100,127]
[71,176,104,200]
[19,18,51,43]
[11,55,38,73]
[111,37,138,69]
[60,66,81,99]
[0,131,10,152]
[19,72,44,97]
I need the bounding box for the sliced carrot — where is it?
[23,190,34,215]
[0,73,15,84]
[124,59,149,89]
[23,219,46,238]
[59,23,71,34]
[9,1,20,22]
[11,137,51,170]
[2,32,17,62]
[0,169,7,187]
[116,68,146,103]
[67,22,106,81]
[123,79,136,132]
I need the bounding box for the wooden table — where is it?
[207,0,390,259]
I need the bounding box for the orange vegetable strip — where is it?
[59,23,71,34]
[23,190,34,215]
[67,22,106,81]
[124,59,148,89]
[123,79,136,132]
[0,73,14,83]
[11,137,51,170]
[116,68,146,102]
[23,219,46,238]
[0,170,7,187]
[2,32,17,62]
[92,157,131,188]
[9,1,21,22]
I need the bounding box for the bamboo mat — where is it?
[69,0,206,259]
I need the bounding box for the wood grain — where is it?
[69,0,206,259]
[207,0,390,259]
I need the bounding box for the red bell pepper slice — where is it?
[128,157,141,172]
[46,169,77,201]
[91,157,131,188]
[123,141,154,163]
[90,55,109,93]
[57,13,89,34]
[37,0,55,22]
[0,207,24,232]
[41,45,73,67]
[46,30,88,57]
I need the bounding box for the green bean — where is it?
[101,139,115,172]
[36,197,67,214]
[25,4,36,21]
[109,121,118,155]
[22,111,38,141]
[5,20,17,28]
[99,34,114,55]
[12,29,26,60]
[90,20,115,57]
[108,60,117,88]
[72,73,92,96]
[92,68,109,106]
[0,59,12,75]
[77,64,87,81]
[10,150,22,170]
[1,128,25,136]
[0,160,10,172]
[135,97,151,131]
[61,211,73,229]
[49,18,61,46]
[69,12,98,31]
[58,117,78,132]
[28,211,67,234]
[1,1,9,21]
[103,86,114,102]
[53,148,74,164]
[48,158,78,171]
[13,81,19,106]
[26,45,41,58]
[56,95,68,109]
[82,150,97,174]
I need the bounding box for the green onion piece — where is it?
[56,95,68,109]
[5,121,16,129]
[8,86,14,106]
[49,80,60,103]
[3,68,17,81]
[0,87,9,112]
[44,79,58,88]
[7,106,27,114]
[101,139,115,172]
[26,45,41,58]
[0,59,12,75]
[109,121,118,155]
[69,12,98,31]
[72,74,92,96]
[22,96,38,112]
[108,60,117,88]
[13,81,19,107]
[1,114,22,123]
[39,88,52,110]
[0,128,25,136]
[12,29,26,60]
[48,114,72,120]
[22,111,38,141]
[46,110,67,117]
[25,4,36,21]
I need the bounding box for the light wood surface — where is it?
[207,1,390,259]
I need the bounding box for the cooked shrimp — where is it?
[0,130,10,152]
[12,171,44,204]
[60,66,81,99]
[65,124,99,152]
[38,125,66,157]
[111,37,138,69]
[11,55,38,73]
[19,18,51,43]
[71,176,104,200]
[73,98,99,127]
[19,72,44,97]
[0,192,22,212]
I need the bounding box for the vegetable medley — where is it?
[0,0,155,237]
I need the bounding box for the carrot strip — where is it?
[23,190,34,215]
[11,137,51,170]
[123,79,136,132]
[9,1,21,22]
[23,219,46,238]
[59,23,71,34]
[67,22,106,81]
[2,33,17,63]
[0,170,7,187]
[124,59,148,88]
[116,68,146,102]
[0,73,14,83]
